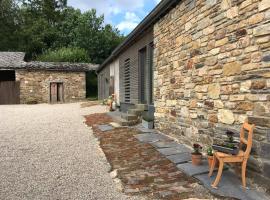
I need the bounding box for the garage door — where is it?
[0,70,20,104]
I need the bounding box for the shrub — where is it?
[36,47,91,63]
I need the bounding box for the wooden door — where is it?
[57,83,64,102]
[50,83,57,103]
[0,81,20,104]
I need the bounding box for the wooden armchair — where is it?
[208,122,255,189]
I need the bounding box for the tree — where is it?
[0,0,21,51]
[57,8,125,64]
[18,0,68,59]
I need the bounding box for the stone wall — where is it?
[16,70,86,103]
[154,0,270,189]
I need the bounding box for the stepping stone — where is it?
[98,124,114,132]
[166,152,191,164]
[195,170,269,200]
[157,145,191,156]
[176,160,211,176]
[136,126,157,133]
[135,133,172,143]
[109,122,121,128]
[150,141,179,149]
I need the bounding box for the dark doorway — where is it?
[86,71,98,99]
[0,70,19,104]
[139,47,147,104]
[50,82,64,103]
[149,43,154,105]
[0,70,15,81]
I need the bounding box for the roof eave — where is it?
[97,0,180,73]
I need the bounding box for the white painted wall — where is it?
[109,59,120,105]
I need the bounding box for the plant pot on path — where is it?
[192,153,202,165]
[142,119,154,129]
[191,143,203,165]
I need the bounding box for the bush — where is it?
[36,47,91,63]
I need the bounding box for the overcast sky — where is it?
[68,0,161,35]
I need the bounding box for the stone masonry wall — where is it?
[153,0,270,189]
[16,70,86,103]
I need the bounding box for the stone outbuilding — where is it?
[0,52,97,104]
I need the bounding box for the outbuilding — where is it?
[0,52,97,104]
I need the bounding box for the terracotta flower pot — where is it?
[191,153,202,166]
[207,155,219,170]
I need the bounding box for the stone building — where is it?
[0,52,97,104]
[153,0,270,190]
[97,29,154,111]
[99,0,270,189]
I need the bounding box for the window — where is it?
[139,47,147,103]
[124,59,131,102]
[149,42,154,105]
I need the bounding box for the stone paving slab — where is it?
[157,145,191,156]
[98,124,114,132]
[109,122,121,128]
[136,126,157,133]
[150,141,180,148]
[166,152,191,164]
[195,170,270,200]
[135,133,172,143]
[176,160,212,176]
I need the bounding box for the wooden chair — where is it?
[208,122,255,189]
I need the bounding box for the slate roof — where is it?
[23,62,98,72]
[0,52,98,72]
[0,52,26,68]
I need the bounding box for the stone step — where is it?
[121,113,138,121]
[128,109,144,116]
[118,118,140,126]
[135,104,148,111]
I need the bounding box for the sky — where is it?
[68,0,162,35]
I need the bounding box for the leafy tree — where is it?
[36,47,91,62]
[18,0,67,59]
[57,8,125,64]
[0,0,21,50]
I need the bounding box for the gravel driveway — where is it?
[0,103,142,200]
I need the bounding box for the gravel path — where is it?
[0,103,143,200]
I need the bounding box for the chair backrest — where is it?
[240,122,255,158]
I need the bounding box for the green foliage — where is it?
[36,47,91,63]
[207,146,213,156]
[0,0,125,64]
[0,0,21,50]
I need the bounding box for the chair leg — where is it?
[242,160,247,189]
[208,155,217,177]
[211,160,224,189]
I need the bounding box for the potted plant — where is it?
[142,115,154,129]
[191,143,203,166]
[226,130,235,142]
[107,96,113,111]
[212,141,239,155]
